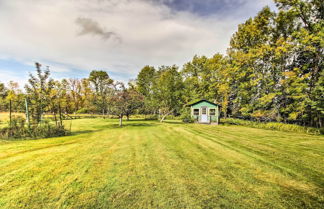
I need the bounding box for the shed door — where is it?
[201,107,208,123]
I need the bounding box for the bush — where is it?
[165,115,181,120]
[144,115,158,120]
[180,109,194,123]
[222,118,321,135]
[0,116,70,140]
[76,108,89,114]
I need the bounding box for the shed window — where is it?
[193,109,199,116]
[210,109,216,116]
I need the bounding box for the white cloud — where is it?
[0,0,274,82]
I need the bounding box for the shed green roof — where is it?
[188,99,220,107]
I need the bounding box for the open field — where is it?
[0,112,25,121]
[0,119,323,208]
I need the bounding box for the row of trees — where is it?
[136,0,323,127]
[0,64,145,127]
[0,0,322,128]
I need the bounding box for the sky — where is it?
[0,0,275,86]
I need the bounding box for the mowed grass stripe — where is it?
[0,124,125,208]
[0,119,323,208]
[187,124,324,188]
[165,124,293,207]
[180,124,324,207]
[188,123,324,173]
[151,126,259,209]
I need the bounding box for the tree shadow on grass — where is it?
[164,121,184,125]
[70,130,97,136]
[97,122,158,130]
[125,118,146,121]
[274,180,323,208]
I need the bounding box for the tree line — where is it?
[0,65,145,127]
[0,0,323,128]
[137,0,323,128]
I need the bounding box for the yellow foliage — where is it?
[283,71,296,78]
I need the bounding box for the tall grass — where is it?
[222,118,322,135]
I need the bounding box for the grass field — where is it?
[0,119,323,208]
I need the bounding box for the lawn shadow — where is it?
[71,129,97,136]
[97,122,158,129]
[124,118,158,122]
[126,123,158,127]
[164,121,184,125]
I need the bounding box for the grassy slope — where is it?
[0,119,323,209]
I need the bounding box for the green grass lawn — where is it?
[0,119,323,208]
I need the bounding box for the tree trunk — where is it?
[160,114,167,123]
[119,115,123,127]
[9,99,12,127]
[58,103,63,127]
[126,114,130,121]
[9,99,12,137]
[54,112,57,126]
[319,113,322,128]
[158,109,161,121]
[160,109,173,123]
[25,98,30,129]
[223,107,227,119]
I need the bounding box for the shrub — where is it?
[182,117,194,123]
[0,116,70,140]
[180,108,194,123]
[144,115,158,120]
[222,118,321,135]
[76,108,89,114]
[165,115,181,120]
[29,122,70,139]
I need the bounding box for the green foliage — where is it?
[1,0,323,130]
[222,118,321,135]
[136,66,155,97]
[123,87,144,119]
[143,114,158,120]
[29,122,70,139]
[152,65,184,122]
[25,63,54,124]
[109,84,144,126]
[76,108,89,114]
[88,70,114,115]
[218,0,323,127]
[180,108,194,123]
[0,116,70,139]
[136,66,157,115]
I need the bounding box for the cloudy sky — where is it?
[0,0,275,85]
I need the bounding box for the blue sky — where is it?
[159,0,248,16]
[0,0,275,87]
